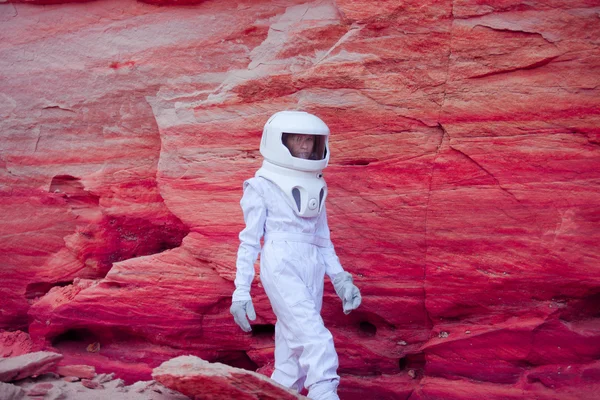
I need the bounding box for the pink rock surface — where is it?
[13,373,189,400]
[0,382,25,400]
[153,355,307,400]
[0,331,34,358]
[27,382,54,396]
[81,379,103,389]
[0,352,62,382]
[56,364,96,379]
[0,0,598,399]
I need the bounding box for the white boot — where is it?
[308,379,340,400]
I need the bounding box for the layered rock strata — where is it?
[0,0,599,399]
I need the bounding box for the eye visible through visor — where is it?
[282,133,327,160]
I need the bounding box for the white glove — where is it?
[230,300,256,332]
[332,271,361,314]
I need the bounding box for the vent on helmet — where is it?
[319,188,324,210]
[292,188,301,212]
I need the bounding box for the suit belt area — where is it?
[264,232,329,248]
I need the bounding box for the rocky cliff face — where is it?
[1,0,599,399]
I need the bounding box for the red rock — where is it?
[152,356,307,400]
[86,342,101,353]
[56,364,95,379]
[338,373,417,400]
[255,363,274,378]
[0,331,34,358]
[0,352,62,382]
[0,0,598,398]
[27,382,53,396]
[81,379,103,389]
[410,372,600,400]
[62,376,79,382]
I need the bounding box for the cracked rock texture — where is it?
[0,0,599,399]
[0,351,62,382]
[152,355,308,399]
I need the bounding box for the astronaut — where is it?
[230,111,362,400]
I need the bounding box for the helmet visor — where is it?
[282,133,328,161]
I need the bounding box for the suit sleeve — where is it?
[316,205,345,280]
[232,182,267,302]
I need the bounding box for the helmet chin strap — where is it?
[256,160,327,218]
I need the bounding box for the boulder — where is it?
[56,365,96,379]
[153,356,307,400]
[0,352,62,382]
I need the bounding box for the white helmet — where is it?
[256,111,330,218]
[260,110,330,172]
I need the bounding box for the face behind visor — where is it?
[282,133,328,161]
[260,111,330,173]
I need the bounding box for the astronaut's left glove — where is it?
[230,299,256,332]
[332,271,361,314]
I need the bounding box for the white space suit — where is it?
[231,111,361,400]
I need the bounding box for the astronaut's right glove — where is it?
[332,271,362,315]
[230,299,256,332]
